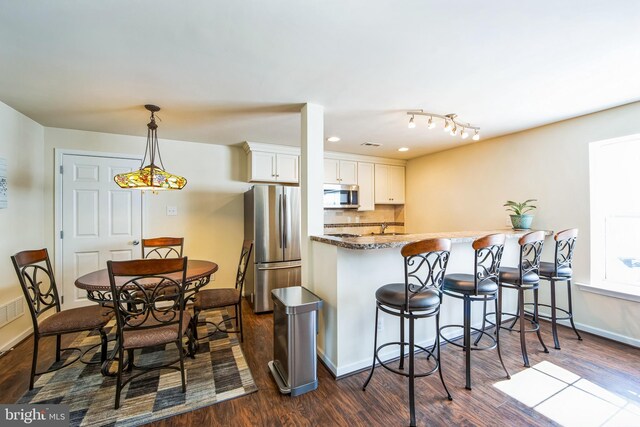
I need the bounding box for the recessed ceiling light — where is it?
[398,147,409,152]
[327,136,341,142]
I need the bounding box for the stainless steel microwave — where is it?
[323,184,359,209]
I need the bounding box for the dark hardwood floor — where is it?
[1,300,638,426]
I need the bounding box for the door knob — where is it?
[132,240,140,246]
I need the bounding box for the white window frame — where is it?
[585,134,640,302]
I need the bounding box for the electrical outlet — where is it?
[377,317,384,331]
[166,206,178,216]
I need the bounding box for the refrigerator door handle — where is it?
[283,193,288,248]
[258,265,299,271]
[278,193,283,248]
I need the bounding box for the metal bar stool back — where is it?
[439,233,510,390]
[535,228,581,349]
[362,238,453,427]
[496,230,549,367]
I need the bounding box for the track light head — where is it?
[461,129,469,139]
[427,116,435,129]
[408,115,416,129]
[472,130,480,141]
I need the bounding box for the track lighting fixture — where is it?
[407,110,480,142]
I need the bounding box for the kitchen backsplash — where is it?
[324,205,405,235]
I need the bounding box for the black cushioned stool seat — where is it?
[376,283,440,310]
[443,274,498,295]
[499,267,540,284]
[538,262,572,278]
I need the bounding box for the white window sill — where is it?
[576,281,640,303]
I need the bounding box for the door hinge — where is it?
[60,230,64,239]
[59,165,63,174]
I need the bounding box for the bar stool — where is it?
[527,228,582,349]
[490,230,548,367]
[362,238,453,427]
[439,233,510,390]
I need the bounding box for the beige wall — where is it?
[405,101,640,345]
[43,127,250,289]
[0,102,45,349]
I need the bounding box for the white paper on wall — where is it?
[0,157,7,208]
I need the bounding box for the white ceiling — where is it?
[1,1,639,159]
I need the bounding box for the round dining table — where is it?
[74,259,218,376]
[75,259,218,304]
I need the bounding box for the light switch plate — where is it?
[166,206,178,216]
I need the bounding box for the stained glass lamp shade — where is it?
[114,105,187,191]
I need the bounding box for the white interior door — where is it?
[61,154,142,308]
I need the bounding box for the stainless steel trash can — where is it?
[268,286,323,397]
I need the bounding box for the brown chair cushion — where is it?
[38,305,113,335]
[538,262,572,279]
[443,274,498,295]
[499,267,540,284]
[122,311,191,349]
[375,283,440,311]
[194,288,240,310]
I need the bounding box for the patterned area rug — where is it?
[18,309,257,427]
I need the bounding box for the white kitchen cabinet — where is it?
[324,159,358,185]
[357,162,375,211]
[248,151,299,183]
[374,164,405,204]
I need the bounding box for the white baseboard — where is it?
[317,317,639,378]
[1,326,33,354]
[555,318,640,348]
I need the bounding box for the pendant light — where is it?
[114,105,187,191]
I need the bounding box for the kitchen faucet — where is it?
[380,222,388,234]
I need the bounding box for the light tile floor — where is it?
[494,361,640,427]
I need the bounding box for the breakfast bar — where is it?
[308,229,552,377]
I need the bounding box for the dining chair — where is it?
[141,237,184,259]
[193,240,253,342]
[107,257,195,409]
[11,248,111,390]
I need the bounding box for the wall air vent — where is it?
[360,142,382,147]
[0,297,24,329]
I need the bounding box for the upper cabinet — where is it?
[374,164,405,204]
[245,142,299,183]
[357,162,375,211]
[324,159,358,185]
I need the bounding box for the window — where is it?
[590,135,640,289]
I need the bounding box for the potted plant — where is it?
[504,199,537,230]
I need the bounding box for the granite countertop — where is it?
[310,229,553,250]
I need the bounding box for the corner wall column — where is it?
[300,103,324,289]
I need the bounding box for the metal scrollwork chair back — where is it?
[142,237,184,259]
[554,228,578,275]
[472,233,505,295]
[12,249,60,321]
[517,231,546,284]
[401,238,452,310]
[106,256,194,409]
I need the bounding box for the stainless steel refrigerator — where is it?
[244,185,301,313]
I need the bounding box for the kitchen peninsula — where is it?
[308,229,552,377]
